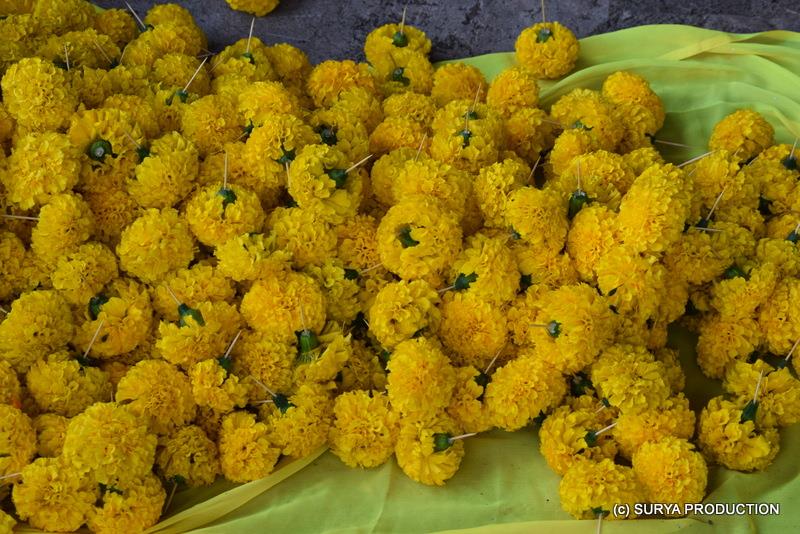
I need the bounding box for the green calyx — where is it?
[327,168,348,189]
[787,229,799,244]
[453,272,478,291]
[217,187,238,209]
[87,139,114,162]
[136,145,150,163]
[569,372,593,397]
[296,329,320,364]
[391,67,410,86]
[584,429,600,447]
[99,483,124,496]
[397,225,419,248]
[275,145,296,165]
[166,89,189,106]
[76,354,97,368]
[88,294,110,320]
[782,154,797,170]
[724,265,747,279]
[568,190,590,219]
[456,128,472,148]
[241,51,255,64]
[572,120,593,131]
[758,196,773,216]
[217,356,233,376]
[432,433,453,452]
[242,121,255,141]
[178,303,206,327]
[463,110,479,121]
[317,125,338,146]
[546,320,561,338]
[392,31,408,47]
[740,399,758,423]
[169,475,187,486]
[536,27,552,43]
[592,507,609,518]
[344,268,360,280]
[519,273,533,293]
[273,393,294,414]
[509,227,522,240]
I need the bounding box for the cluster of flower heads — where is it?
[1,0,799,531]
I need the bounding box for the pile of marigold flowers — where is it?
[1,0,799,532]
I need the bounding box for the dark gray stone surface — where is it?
[97,0,800,64]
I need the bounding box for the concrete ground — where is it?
[98,0,800,64]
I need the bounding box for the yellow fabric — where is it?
[13,24,800,534]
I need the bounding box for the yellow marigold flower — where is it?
[32,413,68,457]
[393,154,469,217]
[512,243,578,292]
[62,402,157,486]
[219,412,281,482]
[613,394,695,459]
[340,339,387,392]
[0,404,36,483]
[304,259,361,323]
[266,383,333,458]
[309,107,370,163]
[710,262,778,320]
[73,277,153,358]
[0,509,14,533]
[264,42,311,89]
[38,28,120,71]
[595,246,666,320]
[157,425,220,488]
[450,232,520,306]
[0,290,74,373]
[473,158,530,228]
[633,436,708,506]
[602,71,665,130]
[0,57,78,131]
[505,186,568,253]
[269,206,338,267]
[116,359,196,435]
[430,62,487,107]
[68,107,145,177]
[26,352,112,417]
[446,365,492,434]
[724,360,800,428]
[755,237,800,277]
[225,0,279,16]
[84,185,141,247]
[238,80,301,126]
[547,128,601,178]
[151,263,236,321]
[189,358,249,414]
[689,152,758,218]
[709,109,774,162]
[2,131,80,210]
[765,212,800,240]
[185,182,265,247]
[438,292,506,369]
[336,214,381,270]
[504,107,557,164]
[368,115,429,156]
[241,270,326,342]
[12,456,97,533]
[566,204,617,283]
[590,344,671,414]
[180,94,243,158]
[157,300,242,370]
[559,458,643,520]
[307,60,377,108]
[0,230,27,301]
[93,8,138,48]
[531,284,617,374]
[486,66,540,118]
[231,329,295,394]
[377,198,462,282]
[0,360,21,406]
[662,225,737,285]
[31,193,95,268]
[557,149,636,204]
[515,21,579,79]
[485,349,567,431]
[152,52,211,96]
[395,412,465,486]
[287,144,362,224]
[383,91,435,125]
[145,2,206,46]
[696,314,761,379]
[128,132,199,209]
[364,22,432,64]
[51,242,118,306]
[539,399,617,475]
[215,232,291,283]
[329,390,399,468]
[617,163,691,254]
[87,473,165,534]
[655,347,686,393]
[117,207,195,283]
[621,146,664,176]
[122,22,204,69]
[550,89,624,152]
[293,327,352,386]
[387,337,456,418]
[698,395,780,471]
[429,101,502,173]
[748,144,799,215]
[328,86,384,133]
[377,49,436,96]
[758,277,800,355]
[199,141,282,206]
[369,279,440,349]
[370,147,417,206]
